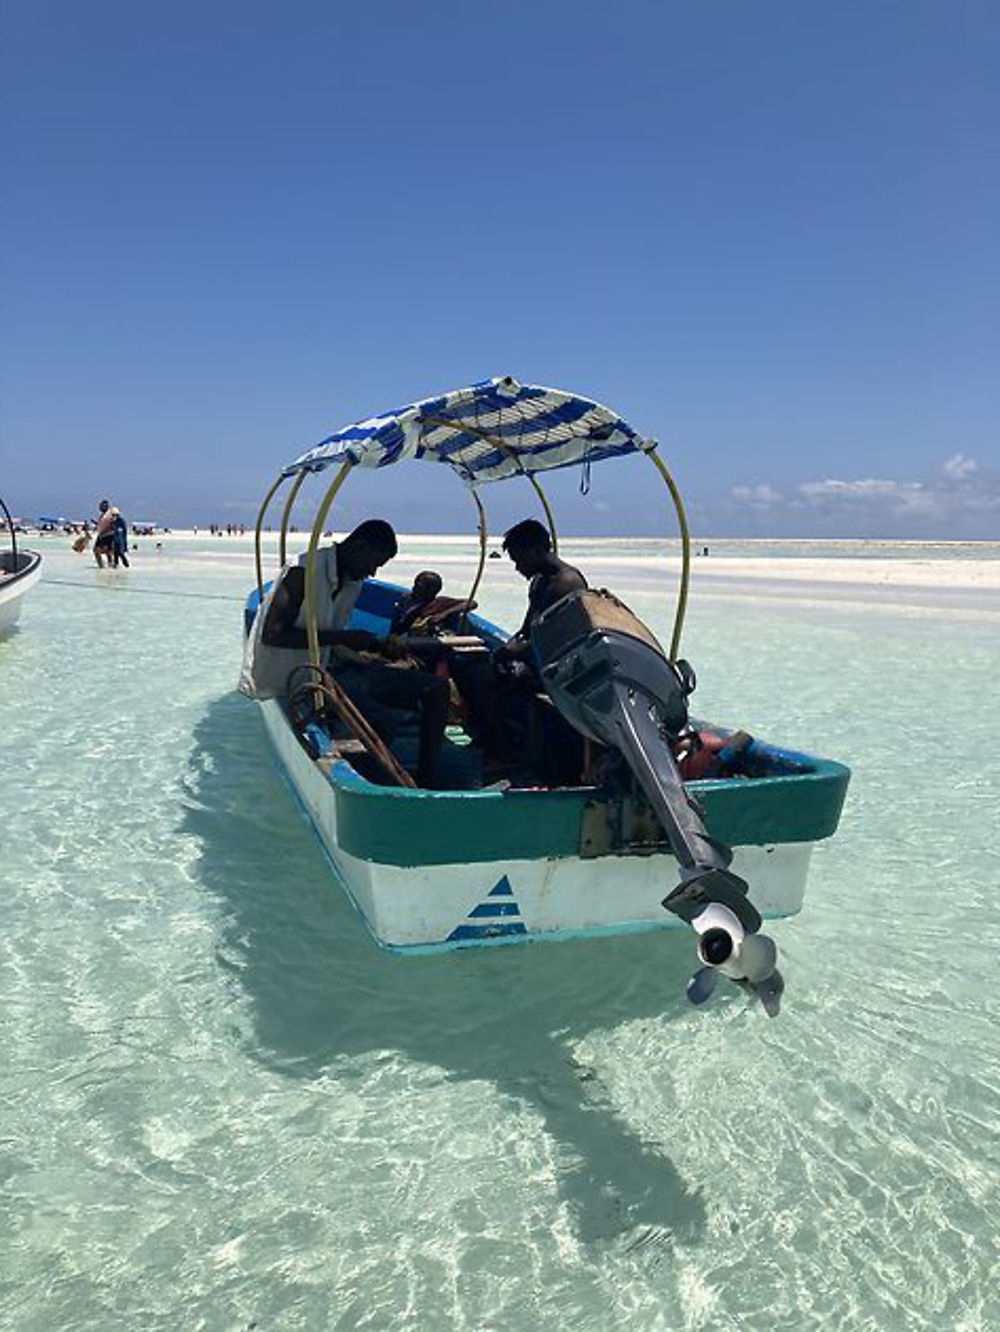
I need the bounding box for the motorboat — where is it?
[240,378,850,1012]
[0,497,42,637]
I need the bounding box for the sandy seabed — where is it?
[4,532,999,1329]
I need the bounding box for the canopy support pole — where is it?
[527,474,558,553]
[255,473,287,600]
[647,449,690,662]
[278,470,308,567]
[460,486,488,633]
[304,461,354,677]
[0,496,16,570]
[422,414,560,559]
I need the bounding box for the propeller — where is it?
[685,902,785,1017]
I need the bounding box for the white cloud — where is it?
[725,455,1000,534]
[943,453,979,480]
[798,476,940,516]
[729,483,784,506]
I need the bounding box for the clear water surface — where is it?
[2,536,998,1330]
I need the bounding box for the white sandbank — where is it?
[37,530,1000,614]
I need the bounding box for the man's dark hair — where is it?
[346,518,398,557]
[503,519,551,554]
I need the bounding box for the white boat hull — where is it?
[260,698,813,953]
[0,551,42,637]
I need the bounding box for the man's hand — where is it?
[496,635,529,662]
[381,635,411,661]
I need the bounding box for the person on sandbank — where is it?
[92,500,116,568]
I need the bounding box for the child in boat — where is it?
[390,571,474,636]
[391,571,442,633]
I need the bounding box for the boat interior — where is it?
[242,379,827,805]
[246,577,820,797]
[1,495,42,584]
[0,549,41,580]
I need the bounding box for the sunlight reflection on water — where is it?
[2,537,997,1329]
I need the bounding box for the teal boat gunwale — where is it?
[324,746,851,867]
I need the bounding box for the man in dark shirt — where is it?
[449,519,587,773]
[497,519,587,666]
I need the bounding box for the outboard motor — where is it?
[532,589,784,1016]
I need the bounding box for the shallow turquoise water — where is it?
[2,538,998,1330]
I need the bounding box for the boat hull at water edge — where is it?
[0,549,42,637]
[258,696,849,954]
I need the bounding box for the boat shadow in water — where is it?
[184,694,708,1246]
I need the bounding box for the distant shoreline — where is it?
[26,529,1000,615]
[21,529,1000,549]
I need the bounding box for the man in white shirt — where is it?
[244,519,448,787]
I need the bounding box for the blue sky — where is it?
[2,0,997,536]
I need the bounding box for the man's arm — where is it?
[261,567,379,651]
[496,598,535,659]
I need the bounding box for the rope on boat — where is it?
[288,665,416,788]
[41,577,246,603]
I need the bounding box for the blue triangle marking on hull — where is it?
[449,922,528,941]
[447,876,526,942]
[469,902,520,918]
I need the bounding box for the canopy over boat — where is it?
[283,377,654,484]
[256,374,689,661]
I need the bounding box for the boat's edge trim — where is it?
[0,548,43,589]
[377,907,800,956]
[328,751,850,867]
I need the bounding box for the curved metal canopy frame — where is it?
[460,484,488,633]
[421,414,558,553]
[257,430,692,681]
[279,470,309,566]
[254,473,287,599]
[647,449,690,661]
[304,461,355,674]
[0,496,17,569]
[526,473,558,553]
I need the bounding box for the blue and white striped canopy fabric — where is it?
[282,377,654,484]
